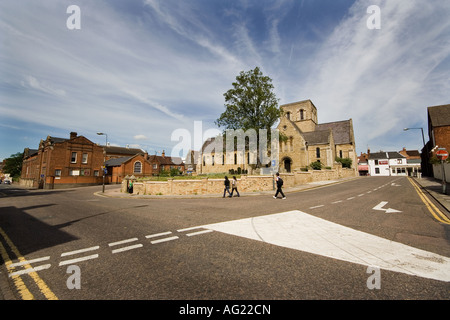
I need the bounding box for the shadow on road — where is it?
[0,204,78,256]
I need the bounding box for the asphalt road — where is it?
[0,176,449,303]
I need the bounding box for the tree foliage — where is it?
[3,152,23,178]
[215,67,282,133]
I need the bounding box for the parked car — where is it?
[4,180,11,184]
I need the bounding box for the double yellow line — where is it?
[0,227,58,300]
[408,177,450,225]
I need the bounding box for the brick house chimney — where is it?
[162,150,165,157]
[70,132,77,139]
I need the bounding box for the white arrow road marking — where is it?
[201,210,450,282]
[373,201,402,213]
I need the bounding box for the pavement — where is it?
[412,176,450,213]
[94,176,362,199]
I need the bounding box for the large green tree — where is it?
[215,67,284,167]
[3,152,23,179]
[216,67,281,132]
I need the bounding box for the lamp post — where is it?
[403,127,425,147]
[97,132,108,193]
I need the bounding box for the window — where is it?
[375,168,380,174]
[94,170,99,177]
[316,147,321,158]
[82,153,88,164]
[153,164,157,170]
[300,109,305,120]
[286,112,291,120]
[134,161,142,173]
[55,169,61,178]
[339,150,343,158]
[69,169,80,176]
[71,152,77,163]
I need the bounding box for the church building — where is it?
[277,99,357,172]
[198,99,357,174]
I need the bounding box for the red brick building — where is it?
[106,151,185,183]
[422,104,450,176]
[20,132,106,189]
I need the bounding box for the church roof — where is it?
[316,120,352,145]
[302,130,332,145]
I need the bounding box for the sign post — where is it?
[436,148,448,194]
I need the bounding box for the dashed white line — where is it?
[108,238,138,247]
[186,229,213,237]
[61,246,99,257]
[9,264,52,277]
[332,200,343,204]
[347,197,355,200]
[111,244,143,254]
[9,256,50,267]
[59,254,99,266]
[150,236,179,244]
[309,205,324,209]
[358,194,365,197]
[177,226,204,233]
[145,231,172,239]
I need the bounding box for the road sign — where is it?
[436,149,448,161]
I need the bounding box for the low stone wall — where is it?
[121,167,357,196]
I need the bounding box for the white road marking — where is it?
[358,194,365,197]
[61,246,99,257]
[332,200,343,204]
[145,231,172,239]
[373,201,402,213]
[177,226,204,232]
[9,264,51,277]
[59,254,99,266]
[186,229,213,237]
[309,205,324,209]
[201,210,450,282]
[111,244,143,254]
[347,197,355,200]
[150,236,179,244]
[108,238,138,247]
[9,256,50,267]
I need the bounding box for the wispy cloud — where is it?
[300,0,450,151]
[0,0,448,160]
[21,76,66,97]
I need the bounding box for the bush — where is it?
[309,161,323,170]
[336,157,352,168]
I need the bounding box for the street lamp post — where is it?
[403,127,425,147]
[97,132,108,193]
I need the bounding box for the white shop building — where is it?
[368,151,412,176]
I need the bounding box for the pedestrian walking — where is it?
[230,176,240,197]
[223,176,232,198]
[273,172,286,199]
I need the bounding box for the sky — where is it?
[1,0,449,161]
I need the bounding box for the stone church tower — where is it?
[277,99,357,173]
